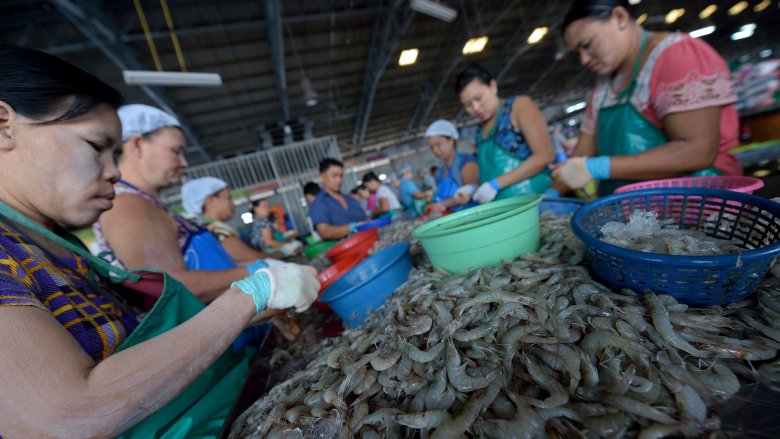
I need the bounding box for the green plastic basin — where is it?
[303,240,337,259]
[412,195,543,273]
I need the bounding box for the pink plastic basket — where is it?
[614,176,764,194]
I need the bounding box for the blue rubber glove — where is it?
[232,269,272,314]
[544,188,560,198]
[473,179,501,204]
[585,156,611,180]
[348,222,361,233]
[245,259,269,275]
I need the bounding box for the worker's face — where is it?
[358,187,370,198]
[564,9,631,76]
[206,188,234,221]
[320,164,343,193]
[305,193,317,204]
[365,180,379,192]
[253,200,270,218]
[0,101,122,228]
[131,127,188,190]
[428,135,456,162]
[459,79,499,122]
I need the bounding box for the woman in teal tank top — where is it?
[454,63,555,203]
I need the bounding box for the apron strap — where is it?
[614,31,649,102]
[0,201,140,282]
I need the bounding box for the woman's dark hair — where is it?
[0,44,122,123]
[303,181,321,197]
[319,157,343,173]
[455,63,493,95]
[562,0,633,34]
[362,171,380,184]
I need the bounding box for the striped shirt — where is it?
[0,220,137,362]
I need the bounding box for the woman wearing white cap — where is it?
[0,45,318,438]
[94,104,296,303]
[181,176,285,261]
[424,119,480,212]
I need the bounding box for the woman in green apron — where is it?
[454,63,555,203]
[0,45,320,438]
[553,0,742,196]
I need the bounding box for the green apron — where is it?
[0,201,252,439]
[596,32,721,195]
[477,98,552,199]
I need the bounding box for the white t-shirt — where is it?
[376,185,401,210]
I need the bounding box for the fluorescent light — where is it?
[699,5,717,19]
[731,24,756,40]
[689,26,716,38]
[241,212,253,224]
[398,48,419,66]
[528,27,548,44]
[760,49,773,58]
[628,0,641,4]
[728,1,748,15]
[462,36,489,55]
[122,70,222,87]
[410,0,457,23]
[636,13,648,25]
[565,101,587,114]
[301,78,319,107]
[664,8,685,24]
[755,0,771,12]
[379,173,387,181]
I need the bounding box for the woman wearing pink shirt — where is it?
[553,0,742,195]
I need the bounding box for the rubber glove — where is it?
[473,179,501,204]
[553,157,610,189]
[245,259,269,275]
[454,184,476,201]
[348,222,362,233]
[280,241,302,256]
[232,263,320,313]
[544,188,560,198]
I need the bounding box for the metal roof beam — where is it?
[263,0,290,121]
[51,0,211,162]
[350,0,415,154]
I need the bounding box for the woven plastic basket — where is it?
[571,188,780,305]
[614,176,764,194]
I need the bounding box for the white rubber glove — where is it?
[552,157,593,189]
[454,184,476,201]
[232,263,320,313]
[280,241,302,256]
[473,179,500,204]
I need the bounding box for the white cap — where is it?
[118,104,180,142]
[181,177,227,215]
[397,164,412,175]
[424,119,459,140]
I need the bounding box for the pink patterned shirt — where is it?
[582,32,742,176]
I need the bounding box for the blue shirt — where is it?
[399,178,420,208]
[309,190,368,228]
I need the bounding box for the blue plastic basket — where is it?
[571,188,780,305]
[318,241,412,327]
[356,215,393,232]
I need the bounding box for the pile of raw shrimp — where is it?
[230,213,780,438]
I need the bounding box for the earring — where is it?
[619,22,626,29]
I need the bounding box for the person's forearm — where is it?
[317,224,349,240]
[38,289,254,438]
[609,140,716,180]
[265,238,286,248]
[496,153,552,189]
[167,267,249,302]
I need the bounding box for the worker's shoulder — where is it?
[108,193,171,223]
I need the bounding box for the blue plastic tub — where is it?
[318,241,412,327]
[540,196,584,217]
[356,215,393,232]
[571,188,780,305]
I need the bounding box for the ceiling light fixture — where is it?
[122,70,222,87]
[689,26,716,38]
[728,1,748,15]
[528,27,548,44]
[399,48,419,66]
[699,5,717,19]
[664,8,685,24]
[754,0,771,12]
[760,49,773,58]
[636,13,648,25]
[462,36,489,55]
[301,78,319,107]
[628,0,641,4]
[565,101,587,114]
[731,23,756,40]
[410,0,457,23]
